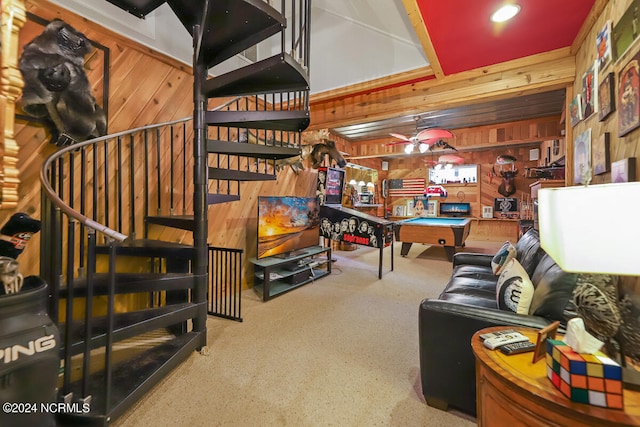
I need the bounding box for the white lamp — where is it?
[538,182,640,389]
[348,179,357,186]
[418,143,429,153]
[538,182,640,275]
[404,144,414,154]
[366,182,375,189]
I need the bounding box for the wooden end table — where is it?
[472,326,640,426]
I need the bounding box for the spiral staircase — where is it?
[39,1,311,424]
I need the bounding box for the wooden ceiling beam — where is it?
[401,0,444,79]
[309,49,575,130]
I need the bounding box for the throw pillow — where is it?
[495,259,535,314]
[573,274,621,339]
[491,241,516,275]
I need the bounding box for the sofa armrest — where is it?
[452,252,493,268]
[419,298,552,415]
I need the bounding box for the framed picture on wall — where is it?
[393,205,406,217]
[406,201,415,216]
[570,94,584,127]
[611,158,637,182]
[598,72,616,121]
[617,49,640,136]
[582,62,598,119]
[597,20,613,71]
[592,133,610,175]
[573,128,592,184]
[426,199,438,217]
[613,0,640,61]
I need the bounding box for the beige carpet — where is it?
[114,241,500,427]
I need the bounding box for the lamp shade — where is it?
[538,182,640,275]
[366,182,375,188]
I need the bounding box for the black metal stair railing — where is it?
[38,96,277,420]
[35,0,312,422]
[208,246,243,322]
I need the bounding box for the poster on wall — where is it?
[597,20,613,71]
[582,62,598,119]
[494,198,518,219]
[613,0,640,61]
[592,133,610,176]
[598,72,616,121]
[611,158,637,182]
[573,128,592,184]
[570,94,584,127]
[617,50,640,136]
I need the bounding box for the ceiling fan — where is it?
[388,128,455,154]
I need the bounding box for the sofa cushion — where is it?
[491,241,516,274]
[495,259,534,314]
[528,254,578,321]
[515,228,546,277]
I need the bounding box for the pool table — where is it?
[394,217,472,261]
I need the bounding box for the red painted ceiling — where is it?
[417,0,596,75]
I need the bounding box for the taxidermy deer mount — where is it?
[241,129,347,174]
[492,154,519,197]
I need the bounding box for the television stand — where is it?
[249,245,332,301]
[272,249,308,259]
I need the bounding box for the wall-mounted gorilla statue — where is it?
[18,19,107,147]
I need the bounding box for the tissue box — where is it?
[546,339,623,409]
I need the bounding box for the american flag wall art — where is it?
[388,178,425,196]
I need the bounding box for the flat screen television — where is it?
[439,202,471,217]
[257,196,320,259]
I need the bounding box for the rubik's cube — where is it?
[546,339,623,409]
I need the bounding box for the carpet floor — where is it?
[114,241,501,427]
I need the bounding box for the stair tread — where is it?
[60,272,197,296]
[57,331,203,421]
[169,0,284,68]
[206,110,310,132]
[96,239,195,258]
[61,303,202,355]
[146,215,195,231]
[207,139,301,159]
[208,168,276,181]
[207,193,241,204]
[203,53,309,97]
[104,0,166,18]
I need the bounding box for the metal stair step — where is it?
[104,0,166,18]
[207,193,241,204]
[95,239,195,259]
[168,0,284,69]
[205,110,310,132]
[60,302,203,357]
[146,215,196,231]
[59,272,199,298]
[207,139,301,159]
[56,331,204,425]
[203,53,309,97]
[208,167,276,181]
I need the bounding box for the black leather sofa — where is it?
[418,229,578,416]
